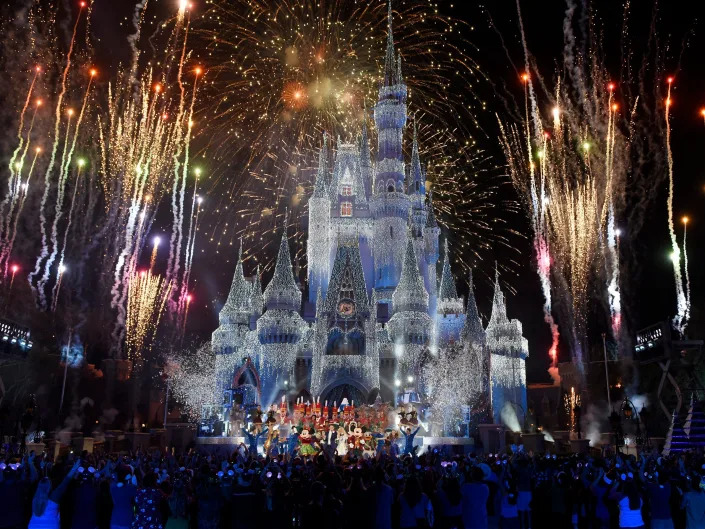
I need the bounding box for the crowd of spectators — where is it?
[1,443,705,529]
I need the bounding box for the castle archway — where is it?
[319,378,370,407]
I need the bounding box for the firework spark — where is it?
[126,270,173,361]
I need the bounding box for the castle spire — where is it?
[220,239,252,325]
[383,0,397,87]
[425,190,438,228]
[487,264,508,328]
[263,211,302,311]
[251,264,263,317]
[409,119,424,194]
[312,132,329,198]
[462,268,486,344]
[392,230,429,313]
[438,240,458,300]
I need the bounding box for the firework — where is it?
[29,3,86,308]
[496,0,674,369]
[681,216,690,328]
[125,270,173,361]
[664,78,688,333]
[193,0,512,277]
[564,386,581,433]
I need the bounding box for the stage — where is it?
[195,435,475,455]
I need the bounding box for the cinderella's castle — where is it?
[211,3,529,428]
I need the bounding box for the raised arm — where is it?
[50,460,81,503]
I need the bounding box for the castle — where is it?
[211,3,528,430]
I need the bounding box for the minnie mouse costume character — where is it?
[297,428,319,457]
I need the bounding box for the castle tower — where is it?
[212,244,255,396]
[485,268,529,426]
[257,219,306,405]
[371,0,411,306]
[308,134,331,303]
[435,241,466,345]
[387,230,432,383]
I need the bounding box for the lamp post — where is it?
[609,410,622,454]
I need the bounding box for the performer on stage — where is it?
[323,424,338,456]
[400,425,420,455]
[296,428,320,458]
[241,425,268,455]
[287,427,299,457]
[336,426,348,456]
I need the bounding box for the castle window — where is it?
[415,181,420,192]
[340,201,352,217]
[390,226,393,238]
[341,184,353,196]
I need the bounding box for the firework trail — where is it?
[50,264,67,312]
[168,68,200,315]
[518,72,559,368]
[149,236,160,272]
[1,70,41,255]
[38,70,95,305]
[3,147,41,277]
[5,66,40,198]
[165,14,191,293]
[0,97,41,272]
[176,180,202,328]
[29,3,85,308]
[664,78,688,333]
[51,161,84,311]
[682,216,690,329]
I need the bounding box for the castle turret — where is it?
[387,230,432,382]
[485,267,529,426]
[257,219,306,405]
[435,241,465,345]
[308,134,331,303]
[212,244,256,397]
[371,0,411,306]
